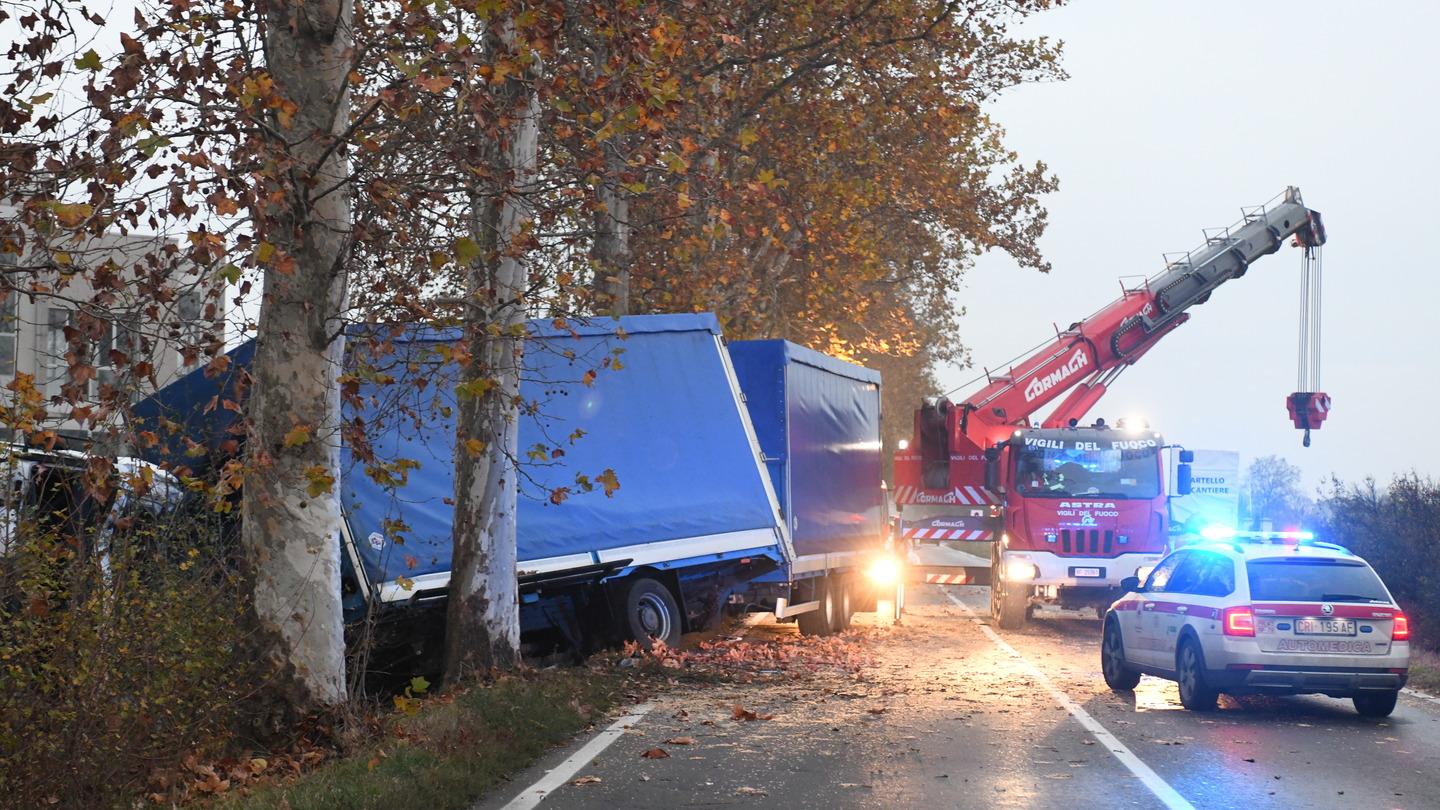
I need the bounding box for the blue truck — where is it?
[131,313,889,664]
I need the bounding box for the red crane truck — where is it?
[895,187,1328,628]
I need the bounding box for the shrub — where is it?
[1320,473,1440,650]
[0,497,255,807]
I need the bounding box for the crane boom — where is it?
[951,187,1325,446]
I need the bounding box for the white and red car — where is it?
[1101,533,1410,717]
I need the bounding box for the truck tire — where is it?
[990,544,1028,630]
[797,580,837,636]
[993,582,1029,630]
[621,577,683,650]
[832,577,853,632]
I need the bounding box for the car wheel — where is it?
[1101,618,1141,691]
[1354,690,1399,718]
[798,580,837,636]
[1176,638,1218,712]
[622,577,683,649]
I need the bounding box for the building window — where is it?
[0,251,16,376]
[176,289,205,367]
[43,307,69,399]
[95,313,137,392]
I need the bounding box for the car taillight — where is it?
[1393,611,1411,642]
[1223,606,1255,637]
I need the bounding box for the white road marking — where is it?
[497,702,656,810]
[941,587,1196,810]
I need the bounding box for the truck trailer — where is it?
[130,313,891,668]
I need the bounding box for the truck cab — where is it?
[989,424,1170,627]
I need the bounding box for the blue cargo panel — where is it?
[342,315,783,589]
[727,340,883,560]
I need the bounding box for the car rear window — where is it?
[1246,558,1391,603]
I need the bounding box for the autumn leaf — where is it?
[640,747,669,759]
[572,775,602,785]
[282,424,312,448]
[665,736,696,745]
[415,75,454,93]
[596,468,620,497]
[303,466,335,497]
[74,49,102,71]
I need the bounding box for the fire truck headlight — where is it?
[1004,559,1038,582]
[866,556,902,586]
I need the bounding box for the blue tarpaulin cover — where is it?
[347,314,783,586]
[135,314,783,589]
[727,340,883,559]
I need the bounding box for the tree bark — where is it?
[443,20,538,682]
[240,0,353,716]
[592,144,632,315]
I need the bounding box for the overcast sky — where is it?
[943,0,1438,491]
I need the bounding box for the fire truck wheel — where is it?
[622,577,683,650]
[992,581,1029,630]
[798,580,837,636]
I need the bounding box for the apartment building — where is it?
[0,223,223,444]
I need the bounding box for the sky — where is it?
[942,0,1440,492]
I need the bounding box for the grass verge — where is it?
[225,668,629,810]
[1406,647,1440,694]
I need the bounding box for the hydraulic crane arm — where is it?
[953,187,1325,445]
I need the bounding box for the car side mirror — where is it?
[1121,576,1141,593]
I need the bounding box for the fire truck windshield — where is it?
[1015,444,1160,499]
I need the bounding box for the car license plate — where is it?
[1295,618,1356,636]
[1072,567,1101,578]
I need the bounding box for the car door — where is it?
[1149,552,1214,671]
[1130,551,1186,667]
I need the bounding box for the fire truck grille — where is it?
[1058,529,1114,556]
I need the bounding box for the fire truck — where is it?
[896,187,1328,628]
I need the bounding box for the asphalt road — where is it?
[479,586,1440,810]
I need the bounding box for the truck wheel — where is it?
[1176,638,1218,712]
[797,580,836,636]
[1101,619,1141,691]
[621,577,683,650]
[832,578,853,632]
[1354,690,1399,718]
[994,583,1029,630]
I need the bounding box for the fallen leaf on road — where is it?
[732,705,773,721]
[573,775,602,785]
[641,748,670,759]
[666,736,696,745]
[866,707,887,715]
[736,786,768,796]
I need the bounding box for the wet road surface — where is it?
[479,585,1440,809]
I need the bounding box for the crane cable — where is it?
[1296,245,1323,392]
[1295,243,1323,446]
